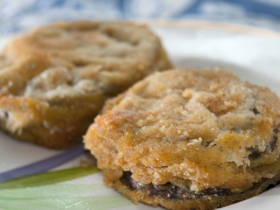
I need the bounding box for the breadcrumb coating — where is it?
[84,69,280,194]
[0,21,172,149]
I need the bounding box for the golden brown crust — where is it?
[84,69,280,209]
[0,21,173,149]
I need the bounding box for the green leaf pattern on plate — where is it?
[0,184,106,199]
[0,166,132,210]
[0,196,132,210]
[0,166,100,190]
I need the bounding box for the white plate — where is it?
[0,22,280,210]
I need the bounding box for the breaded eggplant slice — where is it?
[0,21,173,149]
[84,69,280,210]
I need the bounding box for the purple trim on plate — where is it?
[0,145,85,182]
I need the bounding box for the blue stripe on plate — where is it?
[0,145,85,182]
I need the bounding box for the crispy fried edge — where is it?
[112,175,280,210]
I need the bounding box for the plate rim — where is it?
[136,19,280,40]
[1,19,280,40]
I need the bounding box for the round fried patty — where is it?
[84,69,280,209]
[0,21,172,149]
